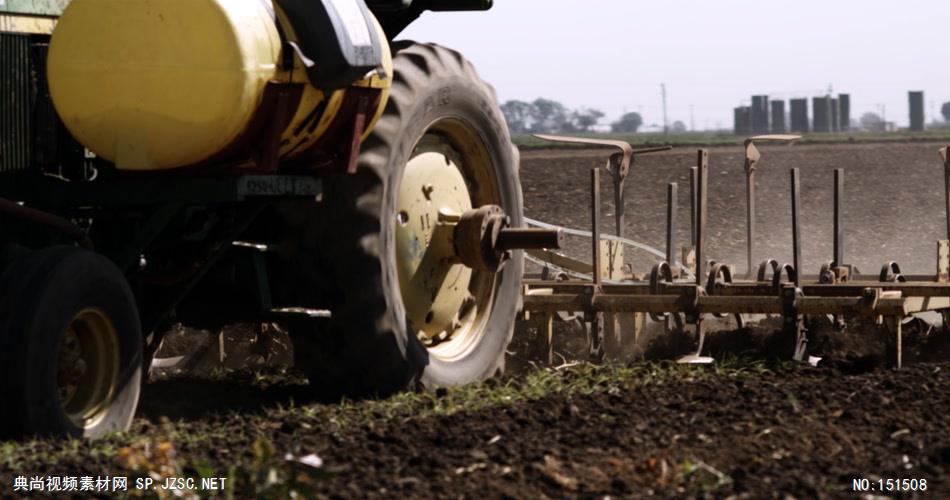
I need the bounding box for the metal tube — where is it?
[695,150,708,287]
[690,166,697,247]
[496,228,564,251]
[834,168,844,266]
[745,163,755,277]
[791,168,802,288]
[591,168,601,285]
[666,183,677,265]
[943,148,950,240]
[0,197,93,250]
[613,175,625,238]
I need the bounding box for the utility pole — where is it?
[875,103,887,132]
[661,83,668,135]
[690,104,695,132]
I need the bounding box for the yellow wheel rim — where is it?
[395,119,502,362]
[56,308,120,430]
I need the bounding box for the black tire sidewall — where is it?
[0,247,142,438]
[381,50,524,387]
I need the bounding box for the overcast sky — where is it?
[402,1,949,131]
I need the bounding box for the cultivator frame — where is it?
[521,136,950,368]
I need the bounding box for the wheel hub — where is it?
[395,149,475,344]
[56,308,120,429]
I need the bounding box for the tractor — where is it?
[0,0,558,438]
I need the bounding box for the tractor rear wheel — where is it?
[0,246,142,438]
[285,42,523,398]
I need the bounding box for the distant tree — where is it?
[860,112,884,131]
[530,98,571,133]
[611,112,643,133]
[941,102,950,122]
[571,108,605,132]
[672,121,687,133]
[501,100,535,133]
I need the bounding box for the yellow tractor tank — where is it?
[47,0,392,170]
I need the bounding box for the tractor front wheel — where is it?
[286,42,523,398]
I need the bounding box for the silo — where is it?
[734,106,751,136]
[751,95,769,134]
[838,94,851,131]
[770,100,786,133]
[790,98,809,133]
[812,96,831,133]
[909,91,925,132]
[831,98,840,132]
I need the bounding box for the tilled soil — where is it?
[3,142,950,499]
[310,364,950,499]
[521,142,949,275]
[3,362,949,499]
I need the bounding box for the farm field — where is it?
[521,141,950,276]
[3,141,950,498]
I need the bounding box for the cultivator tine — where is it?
[591,168,602,286]
[744,142,759,278]
[519,136,950,370]
[791,168,802,288]
[677,150,713,365]
[783,285,807,362]
[589,167,605,361]
[589,311,605,361]
[787,168,807,361]
[833,169,845,267]
[695,150,708,287]
[743,135,801,277]
[666,183,677,267]
[896,318,902,369]
[689,166,698,248]
[941,146,950,240]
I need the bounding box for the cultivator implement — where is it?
[521,135,950,368]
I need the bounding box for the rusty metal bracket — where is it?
[256,83,305,173]
[304,86,382,174]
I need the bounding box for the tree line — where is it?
[859,102,950,132]
[501,98,644,134]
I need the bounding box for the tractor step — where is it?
[232,240,275,252]
[268,307,332,319]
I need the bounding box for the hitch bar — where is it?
[496,227,564,252]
